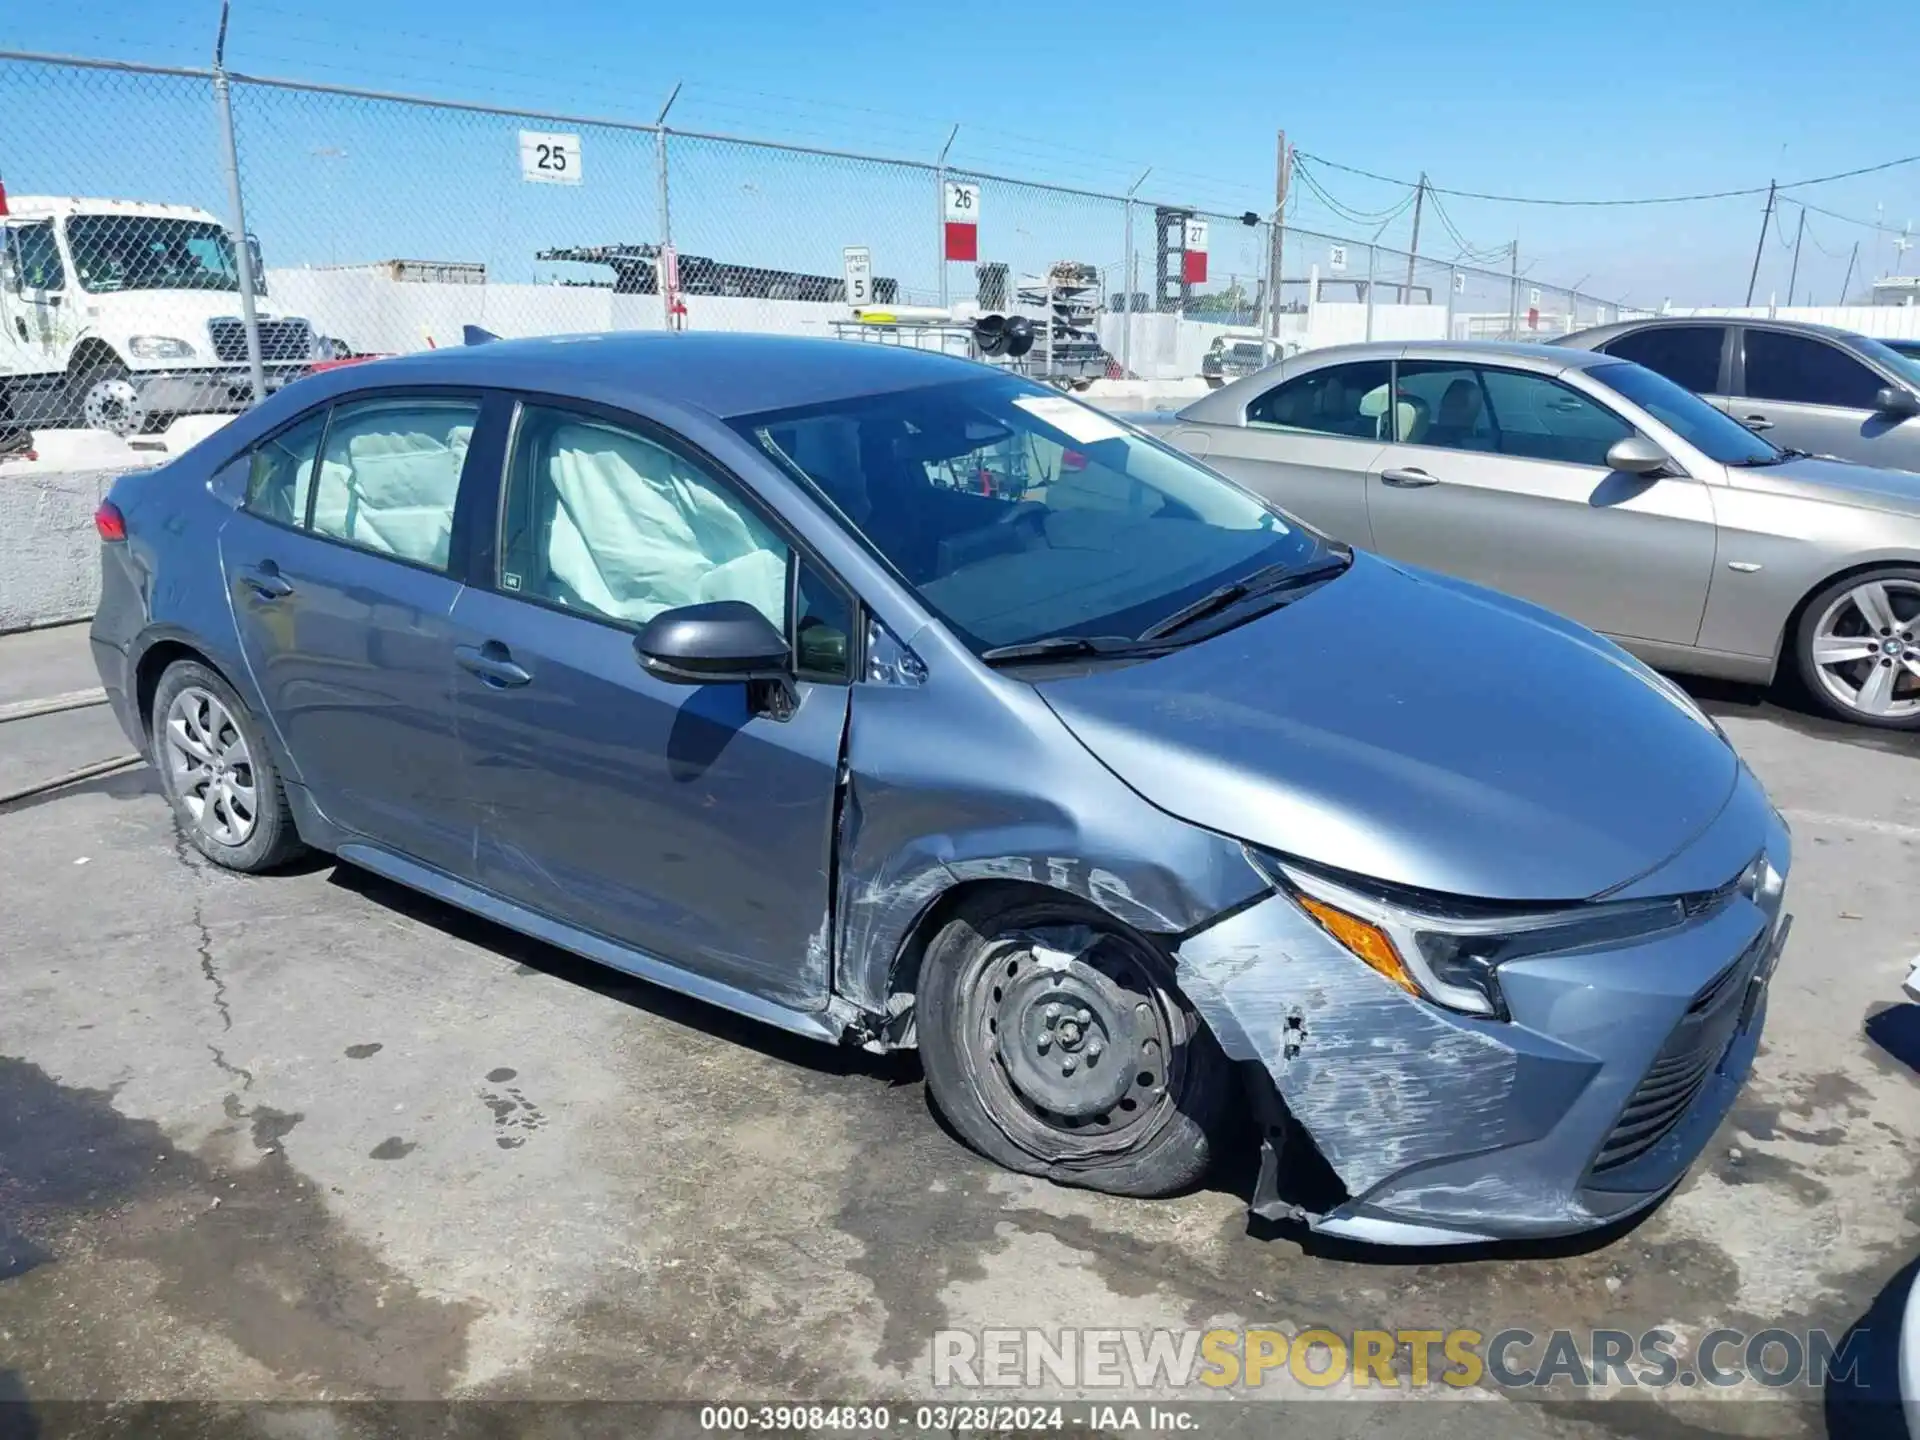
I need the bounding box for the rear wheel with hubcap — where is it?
[917,891,1232,1197]
[151,660,305,871]
[1795,568,1920,729]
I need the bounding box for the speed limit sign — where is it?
[842,246,872,306]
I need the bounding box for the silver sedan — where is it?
[1154,340,1920,729]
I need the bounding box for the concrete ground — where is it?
[1,621,1916,1439]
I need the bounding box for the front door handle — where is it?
[456,641,533,688]
[1380,467,1439,488]
[238,562,293,599]
[1742,414,1774,432]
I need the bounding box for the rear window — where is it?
[1602,327,1724,394]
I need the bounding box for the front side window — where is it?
[309,396,480,570]
[1602,326,1724,394]
[1246,361,1394,439]
[734,373,1324,654]
[1743,330,1882,409]
[1394,362,1631,467]
[63,215,258,295]
[242,410,328,527]
[499,405,790,631]
[7,222,64,291]
[1586,361,1778,465]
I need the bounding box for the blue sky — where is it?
[6,0,1917,306]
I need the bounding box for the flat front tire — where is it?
[151,660,305,871]
[917,891,1233,1198]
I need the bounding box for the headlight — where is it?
[128,335,196,359]
[1254,853,1692,1019]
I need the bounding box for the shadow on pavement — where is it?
[1824,1254,1916,1439]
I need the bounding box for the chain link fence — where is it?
[0,49,1642,438]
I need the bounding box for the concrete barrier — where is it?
[0,465,151,633]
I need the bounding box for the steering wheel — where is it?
[995,501,1050,542]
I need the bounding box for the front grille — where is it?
[208,317,313,364]
[1592,932,1765,1173]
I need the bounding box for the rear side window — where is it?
[242,411,327,527]
[307,396,480,571]
[1742,331,1883,409]
[1247,361,1394,439]
[1603,327,1724,394]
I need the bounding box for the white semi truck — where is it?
[0,196,324,436]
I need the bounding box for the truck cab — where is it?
[0,196,321,436]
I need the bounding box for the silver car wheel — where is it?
[163,686,259,847]
[81,377,146,437]
[1809,578,1920,720]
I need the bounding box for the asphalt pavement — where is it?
[1,620,1916,1439]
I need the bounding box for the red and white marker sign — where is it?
[1182,219,1209,284]
[943,181,979,263]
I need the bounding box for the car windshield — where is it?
[1855,334,1920,388]
[64,215,261,294]
[733,372,1329,654]
[1586,359,1781,465]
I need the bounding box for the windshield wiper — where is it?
[1137,554,1352,642]
[980,634,1172,666]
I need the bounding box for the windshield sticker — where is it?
[1012,395,1128,446]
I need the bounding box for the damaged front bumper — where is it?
[1176,774,1792,1247]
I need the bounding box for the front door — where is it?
[1366,359,1717,646]
[1191,357,1392,546]
[0,221,67,401]
[219,391,488,877]
[1735,326,1920,469]
[449,401,852,1009]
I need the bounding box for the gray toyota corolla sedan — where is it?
[91,333,1791,1246]
[1155,340,1920,729]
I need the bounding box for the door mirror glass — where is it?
[1605,435,1672,475]
[1874,386,1920,419]
[0,245,18,294]
[635,600,792,685]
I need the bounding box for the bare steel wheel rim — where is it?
[163,687,259,846]
[958,922,1187,1158]
[1810,578,1920,720]
[81,377,144,438]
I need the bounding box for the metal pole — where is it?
[1445,267,1456,340]
[1508,240,1519,340]
[1266,132,1288,363]
[1123,166,1150,379]
[1786,205,1806,308]
[1744,180,1775,307]
[1839,241,1859,305]
[935,124,958,310]
[1364,244,1375,341]
[212,68,266,406]
[1404,172,1424,305]
[655,83,681,331]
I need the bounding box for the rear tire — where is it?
[151,660,305,872]
[916,890,1233,1197]
[1792,566,1920,730]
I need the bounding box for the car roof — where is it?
[323,331,994,420]
[1561,314,1868,349]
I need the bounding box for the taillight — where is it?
[94,501,126,542]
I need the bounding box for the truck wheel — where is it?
[917,890,1233,1197]
[69,352,146,438]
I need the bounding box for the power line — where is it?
[1297,149,1920,208]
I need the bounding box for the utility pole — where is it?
[1404,172,1425,305]
[1265,131,1289,360]
[1744,180,1776,307]
[1838,240,1859,305]
[1507,238,1519,340]
[1785,204,1806,308]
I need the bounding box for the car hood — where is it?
[1726,454,1920,514]
[1035,553,1739,902]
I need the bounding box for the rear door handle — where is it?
[238,562,293,599]
[456,641,532,688]
[1380,467,1439,488]
[1741,414,1774,431]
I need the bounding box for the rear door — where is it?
[1733,327,1897,464]
[1184,358,1393,546]
[447,398,853,1010]
[1365,359,1717,645]
[1599,325,1731,411]
[219,389,496,877]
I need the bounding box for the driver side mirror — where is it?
[1605,435,1672,476]
[0,248,18,294]
[1874,386,1920,419]
[634,600,791,685]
